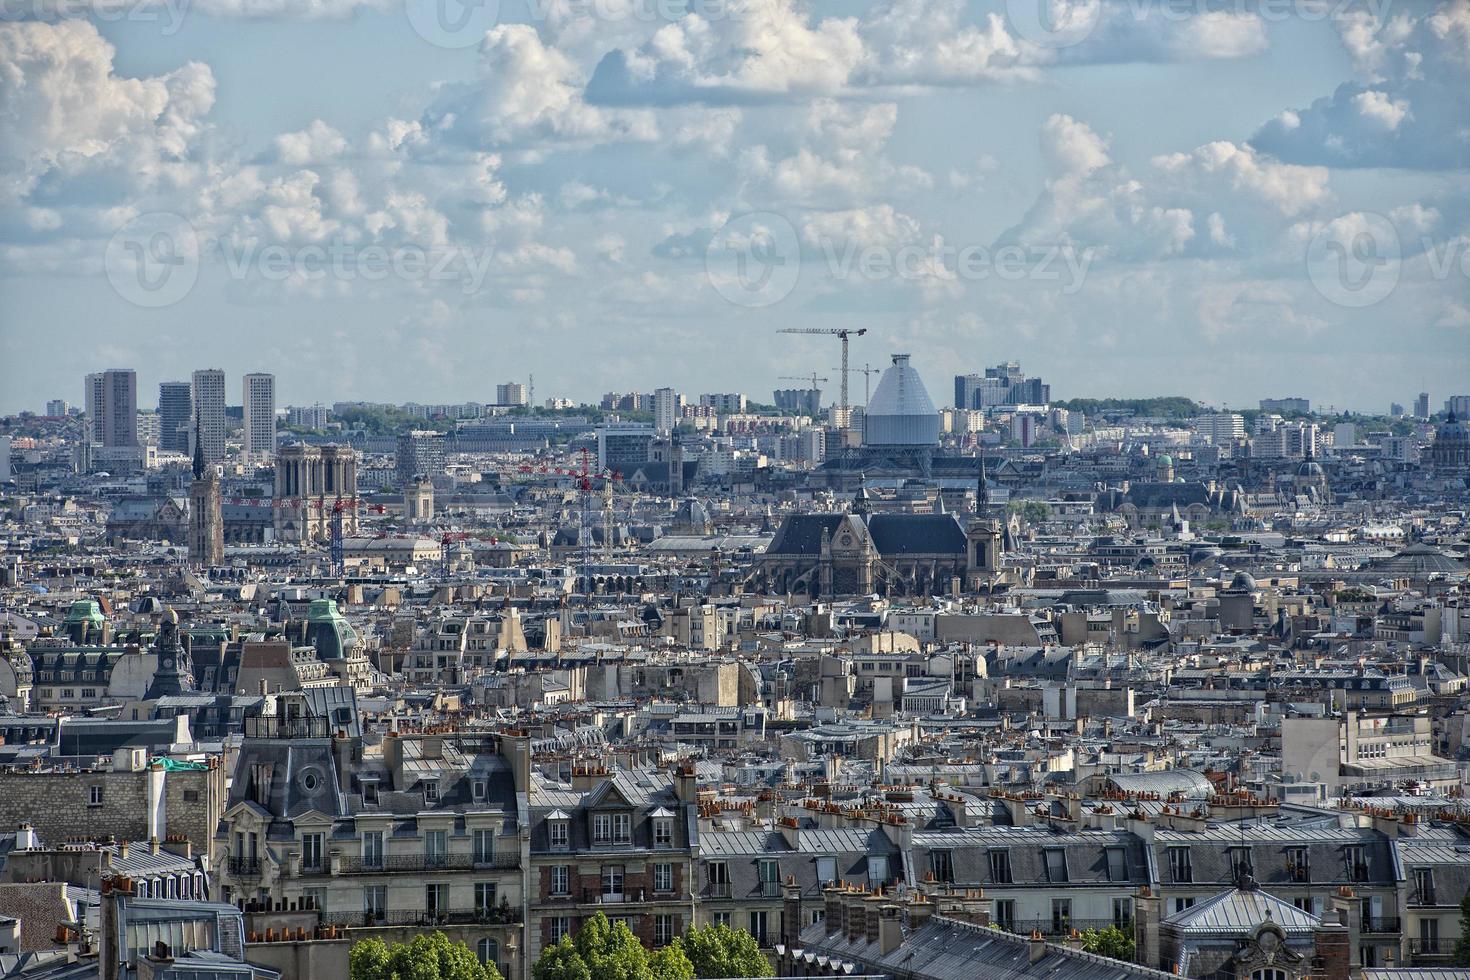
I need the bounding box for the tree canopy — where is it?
[1079,925,1136,962]
[350,932,503,980]
[530,915,769,980]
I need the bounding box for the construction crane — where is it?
[776,328,867,438]
[833,362,880,408]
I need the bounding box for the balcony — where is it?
[1362,918,1401,935]
[582,888,648,905]
[321,908,523,929]
[706,882,731,899]
[338,853,519,874]
[758,881,782,898]
[227,858,262,877]
[1409,939,1449,960]
[1007,919,1122,937]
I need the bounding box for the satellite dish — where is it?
[1310,772,1321,782]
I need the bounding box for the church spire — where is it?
[976,452,990,514]
[192,414,206,479]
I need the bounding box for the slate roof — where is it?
[765,513,967,557]
[1164,883,1320,934]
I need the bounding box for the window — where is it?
[88,786,104,806]
[711,912,731,928]
[1043,848,1069,883]
[549,917,571,943]
[1105,848,1127,882]
[303,887,326,910]
[1419,918,1440,952]
[654,863,674,894]
[931,850,954,883]
[550,818,569,850]
[1051,899,1072,933]
[816,857,837,885]
[988,849,1012,884]
[867,855,888,885]
[362,782,379,806]
[655,914,676,947]
[1286,847,1309,882]
[183,790,200,803]
[614,813,631,843]
[477,938,499,968]
[758,859,781,897]
[993,899,1015,931]
[593,813,612,845]
[301,833,324,872]
[423,780,440,803]
[602,865,625,899]
[550,865,570,896]
[1171,897,1196,914]
[654,817,673,848]
[364,885,386,921]
[1251,970,1289,980]
[1112,897,1132,928]
[475,882,497,914]
[362,831,384,869]
[1228,847,1253,882]
[425,883,446,917]
[1414,867,1436,905]
[1167,847,1192,884]
[425,830,447,869]
[708,861,730,898]
[749,910,769,946]
[472,780,487,802]
[473,829,495,864]
[1344,845,1369,882]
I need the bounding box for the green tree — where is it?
[675,924,773,979]
[1079,925,1135,962]
[350,932,502,980]
[1455,892,1470,965]
[534,938,592,980]
[648,946,695,980]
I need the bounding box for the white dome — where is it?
[864,354,940,446]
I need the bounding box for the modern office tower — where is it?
[699,393,747,414]
[84,372,105,442]
[954,364,1049,409]
[191,369,227,464]
[46,399,69,417]
[1447,395,1470,418]
[1415,392,1432,419]
[158,382,193,454]
[242,373,276,458]
[1196,413,1245,446]
[495,382,528,407]
[136,412,161,446]
[1260,397,1311,414]
[653,387,682,434]
[1390,403,1405,417]
[93,369,138,448]
[396,430,446,484]
[287,405,331,429]
[595,423,656,474]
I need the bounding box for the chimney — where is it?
[878,905,903,956]
[119,841,130,860]
[823,885,844,936]
[15,824,37,851]
[1329,886,1361,972]
[1135,886,1162,971]
[1028,930,1048,965]
[846,888,866,943]
[906,893,933,933]
[1314,921,1351,980]
[782,876,803,947]
[864,891,885,945]
[673,763,698,803]
[149,838,161,856]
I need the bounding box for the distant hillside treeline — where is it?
[1051,397,1203,418]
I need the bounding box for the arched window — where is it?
[477,938,499,969]
[1252,969,1288,980]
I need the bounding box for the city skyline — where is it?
[3,2,1469,413]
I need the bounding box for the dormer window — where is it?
[548,810,570,850]
[424,780,440,803]
[593,812,631,845]
[651,808,674,848]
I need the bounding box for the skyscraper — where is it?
[242,373,276,458]
[158,382,193,454]
[91,369,138,448]
[1415,392,1432,419]
[84,372,105,443]
[495,382,527,406]
[653,387,681,434]
[191,368,226,464]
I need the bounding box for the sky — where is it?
[1,0,1468,415]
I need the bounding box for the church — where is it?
[755,470,1004,598]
